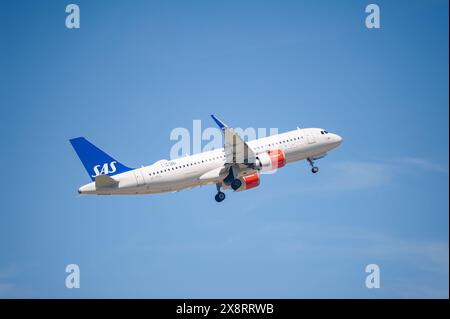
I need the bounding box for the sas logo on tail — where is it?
[92,161,117,177]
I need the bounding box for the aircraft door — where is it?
[306,133,316,144]
[134,169,145,186]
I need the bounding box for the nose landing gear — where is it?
[307,158,319,174]
[215,183,226,202]
[215,192,226,202]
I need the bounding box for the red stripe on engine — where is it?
[268,149,286,168]
[243,173,260,189]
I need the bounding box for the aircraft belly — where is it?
[284,147,306,163]
[145,171,202,193]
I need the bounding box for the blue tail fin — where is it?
[69,137,133,181]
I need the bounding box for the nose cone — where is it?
[330,133,343,149]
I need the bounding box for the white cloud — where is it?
[0,263,18,279]
[243,221,449,297]
[395,157,449,174]
[0,283,17,296]
[325,160,391,191]
[282,160,391,195]
[0,264,19,297]
[289,156,448,194]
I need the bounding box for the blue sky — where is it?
[0,0,448,298]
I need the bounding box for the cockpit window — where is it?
[324,131,328,134]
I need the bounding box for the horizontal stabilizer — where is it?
[95,175,118,188]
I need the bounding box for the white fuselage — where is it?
[78,128,342,195]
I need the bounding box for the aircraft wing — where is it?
[211,115,257,166]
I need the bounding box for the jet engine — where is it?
[255,149,286,172]
[234,172,260,192]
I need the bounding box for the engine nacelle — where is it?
[255,149,286,172]
[234,172,260,192]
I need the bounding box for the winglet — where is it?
[210,115,228,130]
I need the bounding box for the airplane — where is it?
[70,115,343,202]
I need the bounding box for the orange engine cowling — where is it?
[268,149,286,169]
[256,149,286,172]
[235,172,260,192]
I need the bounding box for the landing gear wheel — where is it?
[215,192,226,202]
[231,179,242,191]
[307,158,319,174]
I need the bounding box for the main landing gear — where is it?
[231,179,242,191]
[223,167,242,191]
[215,167,245,202]
[215,183,226,202]
[307,158,319,174]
